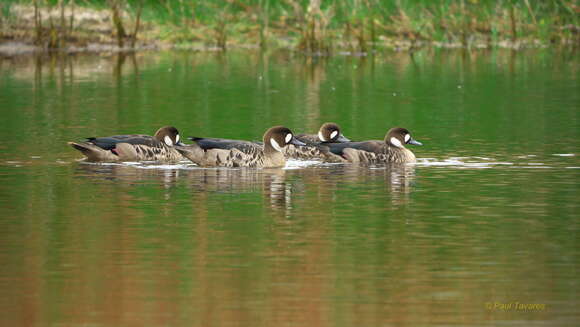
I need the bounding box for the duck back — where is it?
[327,141,384,156]
[191,137,262,153]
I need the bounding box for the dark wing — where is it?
[326,141,384,156]
[190,137,262,153]
[87,134,159,150]
[295,134,320,144]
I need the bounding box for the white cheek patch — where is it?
[404,134,411,143]
[390,137,403,148]
[330,130,338,140]
[164,135,173,146]
[285,133,292,144]
[176,134,180,143]
[270,138,283,152]
[318,131,326,142]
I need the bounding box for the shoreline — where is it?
[1,3,578,57]
[0,39,569,58]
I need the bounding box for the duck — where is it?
[68,126,185,162]
[325,127,422,164]
[283,122,351,162]
[176,126,306,168]
[295,122,351,144]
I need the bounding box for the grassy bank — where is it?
[1,0,578,54]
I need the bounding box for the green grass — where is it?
[3,0,579,51]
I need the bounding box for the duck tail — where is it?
[175,144,205,165]
[342,148,361,163]
[68,142,118,162]
[315,145,347,163]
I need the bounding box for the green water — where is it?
[0,50,578,326]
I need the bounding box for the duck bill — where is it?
[408,139,423,146]
[290,138,307,146]
[337,134,351,142]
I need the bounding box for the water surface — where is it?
[0,49,578,326]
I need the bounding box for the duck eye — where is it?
[404,134,411,143]
[285,133,292,144]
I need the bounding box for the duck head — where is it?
[154,126,185,146]
[264,126,306,153]
[385,127,422,148]
[318,122,351,142]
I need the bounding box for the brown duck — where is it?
[176,126,306,168]
[68,126,185,162]
[283,122,351,162]
[326,127,422,164]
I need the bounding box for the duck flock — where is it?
[68,123,422,168]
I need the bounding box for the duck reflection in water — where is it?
[74,164,293,214]
[74,163,182,201]
[289,164,416,206]
[74,160,416,213]
[74,163,180,186]
[183,168,292,215]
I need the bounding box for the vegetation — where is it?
[1,0,578,53]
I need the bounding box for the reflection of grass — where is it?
[2,0,578,52]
